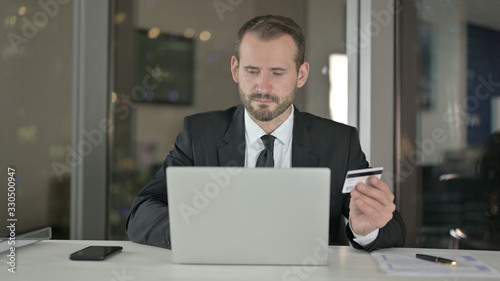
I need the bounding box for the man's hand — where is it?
[349,176,396,236]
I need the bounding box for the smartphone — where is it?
[69,246,123,261]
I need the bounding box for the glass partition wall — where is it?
[397,0,500,249]
[0,0,73,239]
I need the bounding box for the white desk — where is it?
[2,240,500,280]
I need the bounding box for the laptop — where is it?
[166,167,331,265]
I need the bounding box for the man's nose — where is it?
[256,73,272,93]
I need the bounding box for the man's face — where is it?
[231,32,309,122]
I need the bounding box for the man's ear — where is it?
[231,56,239,83]
[297,62,310,88]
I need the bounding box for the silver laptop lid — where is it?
[166,167,331,265]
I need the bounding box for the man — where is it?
[126,15,406,252]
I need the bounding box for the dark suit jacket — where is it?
[126,105,406,252]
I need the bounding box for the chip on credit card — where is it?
[341,167,384,194]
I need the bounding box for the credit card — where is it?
[341,167,383,194]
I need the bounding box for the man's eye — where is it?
[273,72,284,76]
[247,70,258,74]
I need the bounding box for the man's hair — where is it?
[235,15,306,71]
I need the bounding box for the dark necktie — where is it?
[256,135,276,167]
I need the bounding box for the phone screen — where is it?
[69,246,123,261]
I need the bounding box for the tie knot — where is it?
[261,135,276,151]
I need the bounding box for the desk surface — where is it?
[2,240,500,280]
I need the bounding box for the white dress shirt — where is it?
[244,107,294,168]
[243,107,378,246]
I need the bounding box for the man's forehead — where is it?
[238,33,297,65]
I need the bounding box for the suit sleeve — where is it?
[125,117,194,248]
[342,127,407,251]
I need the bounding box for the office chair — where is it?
[447,132,500,250]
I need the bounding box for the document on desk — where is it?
[371,250,500,277]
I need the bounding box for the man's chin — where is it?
[249,110,275,122]
[247,102,293,122]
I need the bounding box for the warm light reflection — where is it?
[329,54,348,124]
[122,158,134,170]
[455,228,467,239]
[184,28,195,38]
[114,12,126,24]
[111,92,117,103]
[199,31,211,41]
[18,6,26,16]
[147,27,160,39]
[17,125,37,143]
[439,173,459,181]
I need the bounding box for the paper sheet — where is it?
[371,250,500,277]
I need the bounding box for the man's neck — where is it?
[251,106,293,134]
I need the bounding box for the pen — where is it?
[416,254,459,266]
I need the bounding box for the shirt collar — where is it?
[244,106,294,146]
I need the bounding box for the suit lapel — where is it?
[292,107,319,167]
[218,105,246,167]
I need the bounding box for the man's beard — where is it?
[239,87,296,122]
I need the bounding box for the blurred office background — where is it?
[0,0,499,250]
